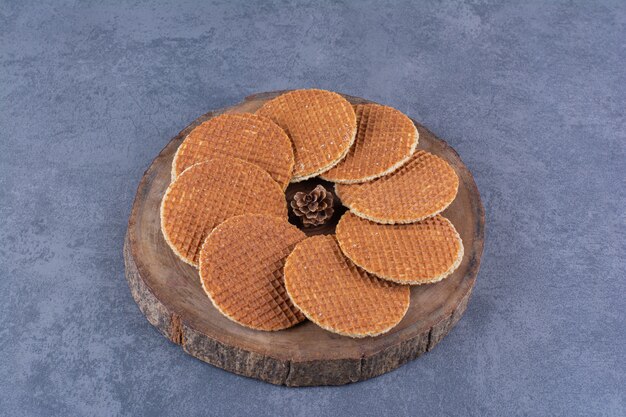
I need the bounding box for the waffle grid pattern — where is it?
[336,212,463,284]
[161,158,287,266]
[199,215,306,331]
[321,104,418,183]
[335,150,459,224]
[256,89,356,181]
[284,235,410,337]
[172,113,294,189]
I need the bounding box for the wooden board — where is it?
[123,91,485,386]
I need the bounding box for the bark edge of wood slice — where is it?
[123,91,485,387]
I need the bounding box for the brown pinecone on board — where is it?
[291,185,334,227]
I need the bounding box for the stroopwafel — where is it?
[336,211,463,285]
[335,150,459,224]
[321,104,418,183]
[171,113,294,189]
[284,235,410,338]
[199,214,306,331]
[160,157,287,266]
[256,89,357,182]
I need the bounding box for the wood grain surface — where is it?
[123,91,485,386]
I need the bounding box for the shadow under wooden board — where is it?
[124,91,485,386]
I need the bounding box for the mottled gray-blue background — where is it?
[1,0,624,416]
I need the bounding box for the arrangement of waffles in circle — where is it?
[160,88,464,338]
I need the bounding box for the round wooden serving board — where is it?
[123,91,485,386]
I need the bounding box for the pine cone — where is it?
[290,185,335,227]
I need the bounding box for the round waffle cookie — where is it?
[256,89,357,182]
[321,104,418,183]
[284,235,410,338]
[336,211,464,285]
[171,113,294,189]
[199,214,306,331]
[335,150,459,224]
[160,157,287,267]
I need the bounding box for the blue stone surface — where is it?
[1,1,624,416]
